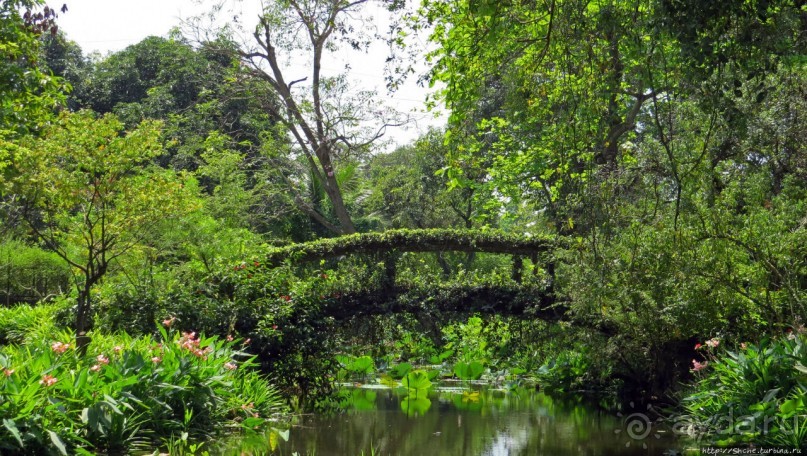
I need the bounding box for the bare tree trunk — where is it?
[75,282,92,354]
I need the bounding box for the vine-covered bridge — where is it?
[264,229,574,324]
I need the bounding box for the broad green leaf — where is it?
[48,430,68,456]
[389,362,412,379]
[779,398,803,415]
[3,419,23,447]
[348,355,374,374]
[402,370,432,391]
[454,361,485,380]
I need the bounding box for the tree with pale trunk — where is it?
[197,0,406,235]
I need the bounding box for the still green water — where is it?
[223,384,682,455]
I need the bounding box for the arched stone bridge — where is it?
[264,229,571,322]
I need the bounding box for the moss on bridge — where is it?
[265,228,556,267]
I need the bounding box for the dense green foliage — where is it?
[0,0,65,136]
[0,299,69,346]
[0,240,69,305]
[0,306,286,454]
[264,228,554,266]
[682,331,807,447]
[4,110,196,336]
[0,0,805,450]
[407,0,807,406]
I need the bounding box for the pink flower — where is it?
[243,338,251,346]
[281,295,291,302]
[692,359,708,372]
[96,354,109,365]
[51,341,70,354]
[162,316,177,328]
[176,331,214,359]
[224,362,237,370]
[40,374,58,387]
[740,342,748,350]
[705,338,720,348]
[90,365,101,372]
[113,345,123,354]
[3,368,14,377]
[272,325,278,330]
[694,343,702,350]
[226,335,234,342]
[151,356,162,364]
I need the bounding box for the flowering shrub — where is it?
[0,325,286,454]
[681,330,807,447]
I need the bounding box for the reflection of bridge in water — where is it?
[265,229,571,323]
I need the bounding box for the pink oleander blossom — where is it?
[40,374,58,387]
[51,341,70,354]
[705,338,720,348]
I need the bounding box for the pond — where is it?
[218,382,684,455]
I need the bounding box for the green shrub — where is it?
[442,315,513,365]
[535,348,593,394]
[94,252,343,410]
[0,300,71,346]
[0,324,286,454]
[681,332,807,447]
[0,240,70,305]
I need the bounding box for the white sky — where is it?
[55,0,445,148]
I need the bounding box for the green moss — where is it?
[265,228,557,267]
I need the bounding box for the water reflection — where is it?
[219,385,681,455]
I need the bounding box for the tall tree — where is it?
[409,0,807,396]
[416,0,805,232]
[4,111,194,343]
[0,0,66,136]
[207,0,405,235]
[71,35,271,169]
